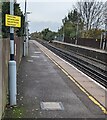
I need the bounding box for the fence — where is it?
[64,37,107,49]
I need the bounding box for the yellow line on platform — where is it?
[39,45,107,115]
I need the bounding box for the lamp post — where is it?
[58,27,59,41]
[103,19,107,50]
[26,12,31,56]
[24,0,31,56]
[23,0,27,56]
[75,20,79,45]
[9,0,17,106]
[0,1,1,39]
[100,32,103,49]
[105,18,107,50]
[103,1,107,50]
[75,9,79,45]
[62,19,65,42]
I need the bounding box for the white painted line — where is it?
[32,40,106,90]
[27,60,34,63]
[31,56,40,58]
[34,51,41,54]
[46,47,107,91]
[32,40,107,114]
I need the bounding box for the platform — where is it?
[4,40,106,119]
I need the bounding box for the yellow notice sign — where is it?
[5,14,21,28]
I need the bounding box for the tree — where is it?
[81,28,104,39]
[62,9,83,38]
[74,0,104,30]
[41,28,56,41]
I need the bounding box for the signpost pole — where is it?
[9,0,17,106]
[23,0,26,56]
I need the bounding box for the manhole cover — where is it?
[41,102,64,110]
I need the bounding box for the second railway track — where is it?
[39,41,107,88]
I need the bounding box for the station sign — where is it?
[5,14,21,28]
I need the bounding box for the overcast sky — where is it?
[17,0,106,33]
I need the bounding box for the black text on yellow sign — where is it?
[5,14,21,28]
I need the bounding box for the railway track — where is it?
[39,41,107,88]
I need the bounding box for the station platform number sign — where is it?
[5,14,21,28]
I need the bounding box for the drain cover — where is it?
[41,102,64,110]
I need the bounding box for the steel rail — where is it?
[41,42,107,88]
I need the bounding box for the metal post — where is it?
[62,24,65,42]
[105,19,107,50]
[75,19,79,45]
[9,0,17,106]
[26,14,29,56]
[102,32,106,50]
[24,0,29,56]
[100,33,103,49]
[23,0,26,56]
[104,2,107,50]
[23,41,26,56]
[62,19,65,42]
[102,18,107,50]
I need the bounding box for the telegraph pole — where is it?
[9,0,17,106]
